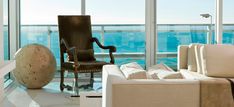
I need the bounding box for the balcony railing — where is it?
[18,24,234,69]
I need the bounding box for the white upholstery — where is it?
[201,45,234,77]
[180,69,212,80]
[188,44,200,72]
[178,45,189,70]
[102,65,126,107]
[102,65,200,107]
[179,44,234,77]
[195,44,204,74]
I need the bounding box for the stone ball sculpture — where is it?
[13,44,56,89]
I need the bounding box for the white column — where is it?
[81,0,86,15]
[216,0,223,44]
[145,0,156,69]
[9,0,20,59]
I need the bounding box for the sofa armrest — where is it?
[102,65,126,107]
[111,80,199,107]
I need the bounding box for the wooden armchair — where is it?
[58,15,116,94]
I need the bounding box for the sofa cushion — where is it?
[177,45,189,70]
[195,44,204,74]
[187,44,198,72]
[201,45,234,77]
[120,62,147,79]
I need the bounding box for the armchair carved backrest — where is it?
[58,15,116,65]
[58,16,93,63]
[58,16,93,49]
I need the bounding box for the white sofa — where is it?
[102,44,234,107]
[102,65,200,107]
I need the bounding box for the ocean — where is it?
[4,24,234,69]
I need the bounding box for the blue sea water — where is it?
[4,25,234,69]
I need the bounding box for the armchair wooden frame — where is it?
[58,15,116,96]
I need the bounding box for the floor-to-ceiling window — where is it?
[86,0,145,67]
[20,0,146,68]
[157,0,215,69]
[3,0,11,87]
[20,0,81,75]
[223,0,234,44]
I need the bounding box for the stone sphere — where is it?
[13,44,56,89]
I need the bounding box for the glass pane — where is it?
[223,0,234,44]
[87,0,146,67]
[4,74,10,82]
[157,0,215,69]
[20,0,81,67]
[3,0,9,60]
[3,0,12,87]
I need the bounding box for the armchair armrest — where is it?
[60,38,78,67]
[66,47,79,69]
[61,38,70,50]
[91,37,116,64]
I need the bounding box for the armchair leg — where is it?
[90,72,94,88]
[60,69,65,91]
[72,71,80,97]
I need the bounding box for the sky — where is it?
[4,0,234,25]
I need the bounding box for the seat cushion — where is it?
[201,44,234,77]
[62,61,108,72]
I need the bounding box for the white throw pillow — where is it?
[157,71,184,79]
[148,63,174,72]
[148,69,168,79]
[148,63,175,79]
[120,62,147,79]
[195,44,204,74]
[187,44,198,72]
[201,45,234,77]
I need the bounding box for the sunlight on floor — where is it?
[0,78,103,107]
